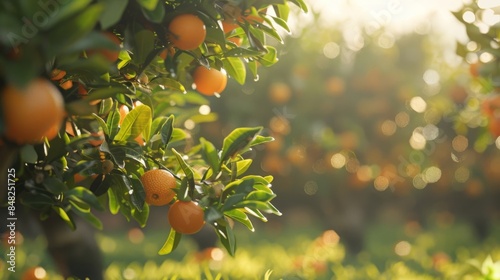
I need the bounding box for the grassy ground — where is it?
[2,220,500,279]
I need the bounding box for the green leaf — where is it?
[89,174,109,197]
[46,4,104,56]
[20,145,37,164]
[93,113,110,136]
[150,116,168,138]
[247,60,259,81]
[177,177,189,201]
[72,208,103,230]
[273,3,290,21]
[245,190,276,202]
[108,187,120,214]
[158,228,182,255]
[224,209,254,232]
[171,148,195,193]
[142,3,165,23]
[20,192,55,209]
[250,135,274,147]
[69,198,91,213]
[224,47,264,58]
[288,0,309,12]
[257,23,283,43]
[99,0,129,29]
[205,207,224,224]
[114,105,152,142]
[220,127,262,163]
[161,115,175,145]
[43,177,68,194]
[43,0,94,30]
[270,16,291,33]
[136,0,159,11]
[170,128,188,143]
[53,206,76,230]
[134,29,156,66]
[213,220,236,256]
[244,207,267,222]
[45,132,68,164]
[235,159,252,177]
[258,46,278,67]
[149,77,186,92]
[66,187,104,210]
[221,193,246,211]
[200,137,220,177]
[105,106,120,138]
[132,203,149,228]
[222,57,246,85]
[130,177,146,210]
[87,85,130,102]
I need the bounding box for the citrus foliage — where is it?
[0,0,307,255]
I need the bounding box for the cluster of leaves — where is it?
[454,2,500,87]
[0,0,307,255]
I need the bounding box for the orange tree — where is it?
[0,0,307,256]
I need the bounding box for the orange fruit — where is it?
[481,94,500,117]
[159,48,175,60]
[228,36,242,46]
[119,104,129,125]
[488,116,500,137]
[59,80,73,90]
[89,130,105,147]
[1,78,65,144]
[268,82,291,104]
[168,200,205,234]
[168,14,206,50]
[41,121,61,141]
[21,266,47,280]
[50,69,66,81]
[87,31,121,62]
[243,14,264,24]
[135,134,145,146]
[469,62,481,78]
[65,121,76,136]
[221,19,239,33]
[193,66,227,96]
[77,83,88,96]
[141,169,176,206]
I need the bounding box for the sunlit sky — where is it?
[295,0,466,38]
[284,0,500,66]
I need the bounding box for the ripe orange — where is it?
[119,104,129,125]
[221,19,239,33]
[488,116,500,137]
[168,200,205,234]
[141,169,176,206]
[89,130,105,147]
[469,62,481,78]
[159,47,175,60]
[228,36,242,46]
[135,134,145,146]
[77,83,88,96]
[168,14,206,50]
[268,82,291,104]
[193,66,227,96]
[41,121,61,141]
[87,31,121,62]
[481,94,500,117]
[21,266,47,280]
[50,69,66,81]
[59,80,73,90]
[1,78,65,144]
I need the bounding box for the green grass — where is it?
[2,221,500,279]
